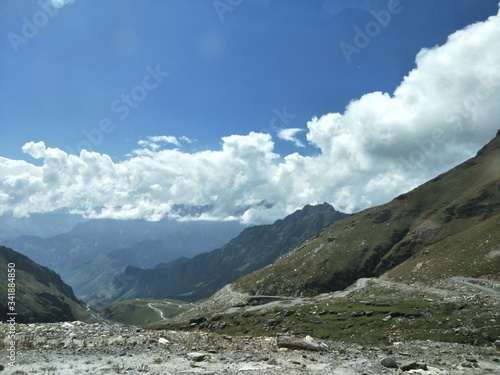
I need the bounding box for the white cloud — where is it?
[277,128,306,147]
[1,6,500,224]
[134,135,194,156]
[138,135,182,149]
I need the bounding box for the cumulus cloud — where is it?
[277,128,306,147]
[138,135,182,150]
[1,6,500,223]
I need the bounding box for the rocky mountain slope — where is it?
[232,130,500,297]
[89,203,348,307]
[3,219,245,297]
[0,246,93,323]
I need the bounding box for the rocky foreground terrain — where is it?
[2,311,500,374]
[0,280,500,375]
[2,275,500,374]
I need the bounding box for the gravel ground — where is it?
[2,321,500,374]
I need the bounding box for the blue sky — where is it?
[1,0,499,223]
[1,0,497,160]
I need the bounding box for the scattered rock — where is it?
[401,361,428,371]
[461,361,475,368]
[3,318,500,374]
[380,357,398,368]
[186,352,207,362]
[158,337,170,345]
[238,365,266,371]
[189,317,206,325]
[277,335,328,352]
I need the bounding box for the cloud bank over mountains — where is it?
[1,6,500,224]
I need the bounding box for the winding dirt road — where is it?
[451,277,500,297]
[147,302,166,320]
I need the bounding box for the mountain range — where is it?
[1,130,498,328]
[88,203,348,307]
[2,219,246,298]
[0,212,86,241]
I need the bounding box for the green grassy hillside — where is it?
[233,130,500,296]
[101,298,193,326]
[0,246,93,323]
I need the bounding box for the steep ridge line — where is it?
[231,130,500,297]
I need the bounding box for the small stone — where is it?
[277,335,328,352]
[189,317,206,325]
[238,365,264,371]
[380,357,398,369]
[401,361,428,371]
[158,337,169,345]
[382,315,392,322]
[186,352,206,362]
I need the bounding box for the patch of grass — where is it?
[101,298,193,326]
[171,288,499,347]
